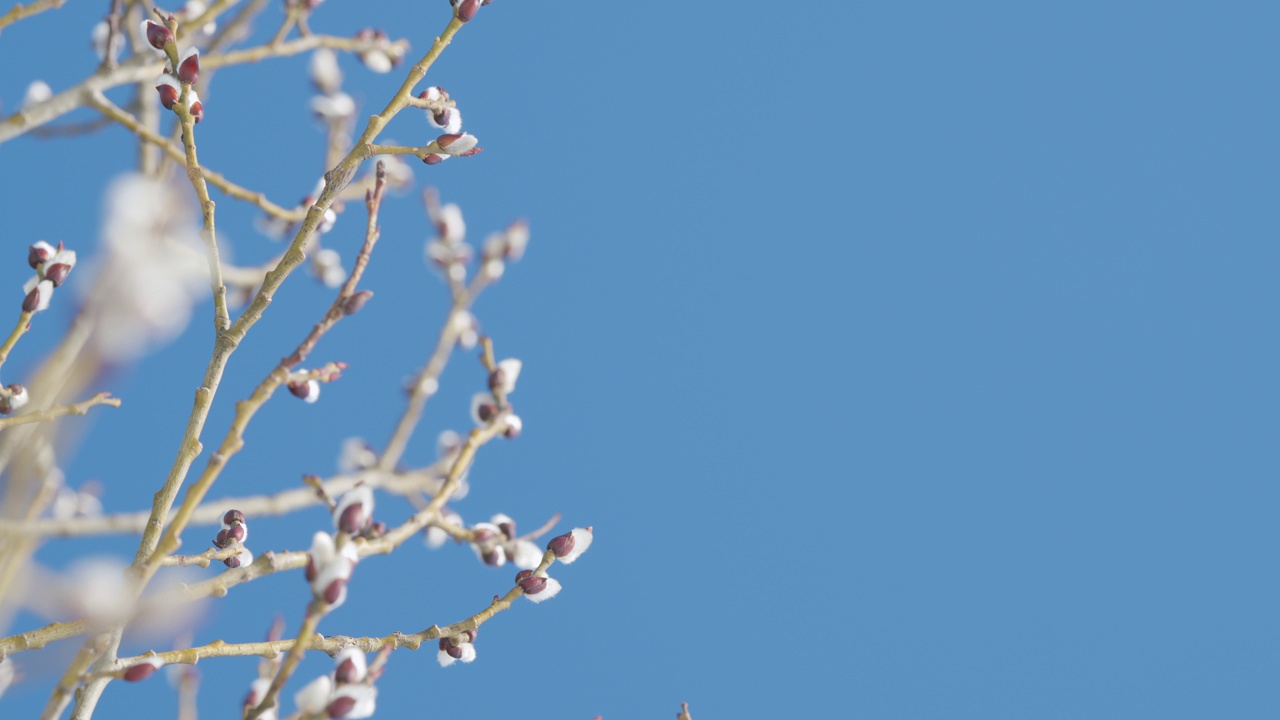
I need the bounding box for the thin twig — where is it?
[245,599,325,720]
[0,392,120,430]
[0,464,446,537]
[110,549,557,670]
[0,0,67,32]
[87,91,304,222]
[0,311,32,374]
[0,33,411,145]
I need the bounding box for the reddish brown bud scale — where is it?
[224,553,246,568]
[335,657,361,684]
[337,503,367,534]
[457,147,484,158]
[190,100,204,124]
[178,52,200,85]
[122,661,159,682]
[27,245,49,268]
[515,569,533,582]
[457,0,481,22]
[225,523,247,543]
[496,519,516,539]
[213,528,231,548]
[488,368,506,392]
[44,263,71,287]
[422,154,445,165]
[145,21,173,50]
[548,531,576,558]
[342,290,373,316]
[436,133,464,148]
[323,578,347,605]
[288,381,310,399]
[518,575,547,595]
[224,509,245,526]
[305,556,318,582]
[22,287,40,313]
[156,83,179,110]
[327,696,357,718]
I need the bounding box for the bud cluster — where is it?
[547,527,594,565]
[354,28,406,74]
[309,47,355,123]
[23,241,77,314]
[437,628,478,667]
[144,16,204,123]
[213,508,253,568]
[0,384,29,415]
[417,86,482,165]
[470,356,524,439]
[515,568,562,603]
[332,486,377,536]
[478,220,530,282]
[306,531,360,608]
[468,513,543,569]
[294,647,379,719]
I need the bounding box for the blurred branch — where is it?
[0,0,67,32]
[0,392,120,430]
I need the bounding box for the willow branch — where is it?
[0,33,410,145]
[172,85,231,334]
[0,465,446,538]
[0,420,500,659]
[160,546,241,567]
[0,0,66,32]
[245,599,325,720]
[148,163,390,569]
[111,550,557,670]
[0,311,32,374]
[86,91,303,221]
[0,392,120,430]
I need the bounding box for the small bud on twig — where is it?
[142,20,173,50]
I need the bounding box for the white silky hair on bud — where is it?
[0,658,14,700]
[509,539,544,570]
[496,358,523,394]
[525,576,562,603]
[310,48,343,93]
[310,92,356,121]
[458,644,477,663]
[361,50,393,74]
[437,203,466,245]
[22,80,52,110]
[557,528,595,565]
[294,675,333,714]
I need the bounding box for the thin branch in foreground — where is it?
[0,0,67,32]
[0,392,121,430]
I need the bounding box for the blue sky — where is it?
[2,1,1279,718]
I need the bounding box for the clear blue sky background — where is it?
[2,1,1278,718]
